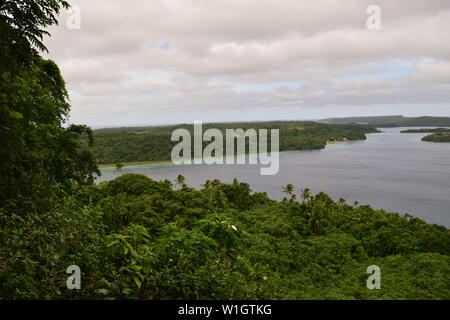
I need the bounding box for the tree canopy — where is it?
[0,0,99,213]
[0,0,448,301]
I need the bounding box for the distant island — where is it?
[88,121,378,165]
[322,115,450,127]
[400,128,450,133]
[422,133,450,142]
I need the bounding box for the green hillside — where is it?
[401,128,450,133]
[88,122,378,164]
[323,116,450,127]
[322,115,407,125]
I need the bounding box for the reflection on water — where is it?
[98,128,450,227]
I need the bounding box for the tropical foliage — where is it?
[87,122,378,164]
[1,0,448,301]
[2,173,449,299]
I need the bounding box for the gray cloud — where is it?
[44,0,450,126]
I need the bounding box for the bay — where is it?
[98,127,450,227]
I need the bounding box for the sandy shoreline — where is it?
[99,160,173,169]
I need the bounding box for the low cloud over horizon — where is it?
[44,0,450,127]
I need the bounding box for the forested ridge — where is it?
[401,128,450,133]
[88,122,378,165]
[1,1,449,300]
[324,115,450,127]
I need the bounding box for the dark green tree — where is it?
[115,162,124,173]
[283,184,295,202]
[301,188,312,203]
[175,174,186,190]
[0,0,99,211]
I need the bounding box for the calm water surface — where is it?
[98,128,450,227]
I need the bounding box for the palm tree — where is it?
[115,162,124,174]
[338,198,346,209]
[174,174,186,190]
[211,179,221,191]
[301,188,312,203]
[283,184,294,196]
[203,179,224,206]
[309,201,326,235]
[202,180,212,190]
[283,184,295,202]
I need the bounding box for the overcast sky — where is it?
[44,0,450,127]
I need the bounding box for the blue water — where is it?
[98,128,450,227]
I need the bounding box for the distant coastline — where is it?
[90,121,377,166]
[322,115,450,127]
[99,138,365,171]
[400,128,450,133]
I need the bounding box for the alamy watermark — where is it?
[65,4,81,30]
[367,265,381,289]
[66,265,81,290]
[366,5,381,30]
[171,121,280,175]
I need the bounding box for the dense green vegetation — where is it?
[422,133,450,142]
[323,115,450,128]
[89,122,378,164]
[401,128,450,133]
[1,1,449,301]
[2,173,449,299]
[0,0,98,211]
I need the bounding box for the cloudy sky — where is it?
[44,0,450,127]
